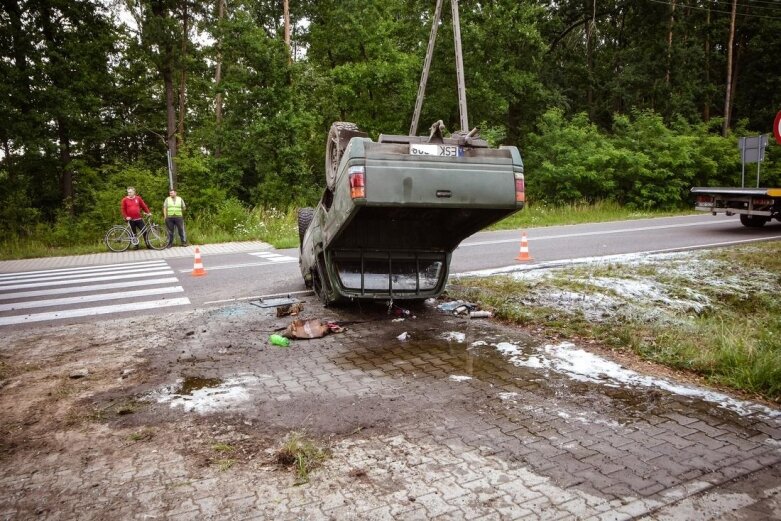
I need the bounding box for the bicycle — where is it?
[104,214,168,252]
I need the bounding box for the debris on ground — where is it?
[469,310,492,319]
[326,322,345,334]
[284,319,330,339]
[397,332,410,341]
[276,302,304,318]
[250,296,300,309]
[436,300,477,316]
[269,334,290,347]
[391,305,412,318]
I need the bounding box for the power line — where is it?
[645,0,781,21]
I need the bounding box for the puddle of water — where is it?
[336,323,781,426]
[176,376,223,395]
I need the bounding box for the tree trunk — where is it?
[57,118,73,210]
[283,0,291,62]
[3,137,13,183]
[703,2,710,121]
[722,0,738,136]
[586,19,593,112]
[39,3,75,213]
[665,0,676,85]
[215,0,226,157]
[149,1,178,185]
[178,1,188,148]
[165,67,178,186]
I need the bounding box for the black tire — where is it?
[105,226,131,252]
[147,224,168,250]
[325,122,360,191]
[740,214,768,228]
[297,207,314,249]
[311,268,328,306]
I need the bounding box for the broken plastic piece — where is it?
[251,296,299,309]
[436,300,466,312]
[269,334,290,347]
[397,332,410,341]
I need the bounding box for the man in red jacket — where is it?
[120,186,151,249]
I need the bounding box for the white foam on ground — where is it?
[449,375,472,382]
[497,341,781,420]
[151,374,263,413]
[440,332,466,343]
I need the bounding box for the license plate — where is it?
[409,144,464,157]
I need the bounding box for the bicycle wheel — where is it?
[146,224,168,250]
[105,226,132,252]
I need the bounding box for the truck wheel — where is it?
[325,122,360,191]
[740,214,768,227]
[311,268,329,306]
[297,207,314,249]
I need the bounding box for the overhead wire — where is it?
[645,0,781,21]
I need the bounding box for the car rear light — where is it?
[753,198,773,206]
[515,173,525,203]
[696,195,714,204]
[349,166,365,199]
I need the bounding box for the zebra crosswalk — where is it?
[0,260,190,327]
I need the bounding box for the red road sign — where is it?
[774,111,781,145]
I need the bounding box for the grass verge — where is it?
[448,241,781,403]
[491,200,692,231]
[0,202,689,260]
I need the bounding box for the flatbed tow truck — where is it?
[691,187,781,227]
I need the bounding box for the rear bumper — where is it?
[323,249,450,301]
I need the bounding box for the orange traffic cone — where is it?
[191,247,207,276]
[515,231,533,262]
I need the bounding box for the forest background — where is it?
[1,0,780,252]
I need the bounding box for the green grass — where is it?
[491,200,692,230]
[449,241,781,403]
[0,202,691,261]
[275,431,330,485]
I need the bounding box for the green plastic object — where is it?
[269,334,290,347]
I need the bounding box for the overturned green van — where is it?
[298,122,525,305]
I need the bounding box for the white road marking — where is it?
[0,286,184,311]
[459,219,750,248]
[247,251,298,263]
[0,260,166,280]
[0,270,174,291]
[203,289,313,305]
[0,277,180,301]
[0,262,171,285]
[0,298,191,326]
[178,260,297,273]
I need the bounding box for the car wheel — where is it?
[325,122,361,191]
[740,214,768,227]
[297,207,314,250]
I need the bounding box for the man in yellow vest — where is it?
[163,189,188,247]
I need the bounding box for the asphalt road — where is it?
[171,213,781,305]
[1,213,780,329]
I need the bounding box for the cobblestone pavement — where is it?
[1,299,779,520]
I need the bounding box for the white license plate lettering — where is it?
[409,144,463,157]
